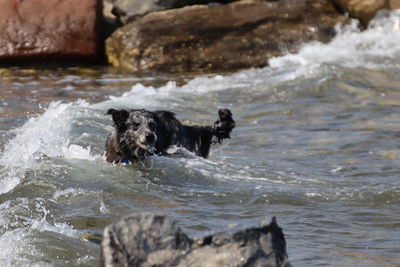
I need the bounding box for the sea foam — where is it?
[0,101,94,195]
[269,10,400,77]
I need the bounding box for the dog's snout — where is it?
[146,133,155,142]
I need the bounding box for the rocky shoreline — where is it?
[0,0,399,73]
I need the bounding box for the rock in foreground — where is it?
[0,0,102,65]
[101,213,291,267]
[106,0,346,73]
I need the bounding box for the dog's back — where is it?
[152,111,181,153]
[153,111,213,158]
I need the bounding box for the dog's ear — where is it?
[107,109,129,130]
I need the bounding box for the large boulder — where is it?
[106,0,347,73]
[112,0,236,24]
[330,0,400,26]
[101,213,291,267]
[0,0,102,65]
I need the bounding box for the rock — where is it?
[101,213,292,267]
[112,0,236,24]
[103,0,123,40]
[389,0,400,9]
[101,213,192,266]
[106,0,347,74]
[330,0,400,26]
[0,0,102,65]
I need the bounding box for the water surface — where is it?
[1,11,400,266]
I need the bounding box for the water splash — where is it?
[95,75,248,111]
[0,198,77,266]
[0,100,94,195]
[269,10,400,77]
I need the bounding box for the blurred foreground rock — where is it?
[0,0,102,65]
[101,213,291,267]
[106,0,346,73]
[331,0,400,26]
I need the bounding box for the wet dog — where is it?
[105,108,235,163]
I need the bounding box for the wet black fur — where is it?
[105,108,235,163]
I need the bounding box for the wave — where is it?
[0,101,95,194]
[269,10,400,77]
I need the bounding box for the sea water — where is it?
[1,10,400,266]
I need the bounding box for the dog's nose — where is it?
[146,133,155,142]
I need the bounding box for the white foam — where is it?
[62,144,94,160]
[0,229,43,267]
[30,219,76,237]
[0,100,96,195]
[0,222,76,267]
[99,200,109,214]
[0,198,76,266]
[269,10,400,78]
[0,176,20,196]
[52,188,87,200]
[95,75,245,111]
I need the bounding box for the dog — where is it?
[105,108,235,164]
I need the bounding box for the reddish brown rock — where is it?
[106,0,347,74]
[0,0,102,65]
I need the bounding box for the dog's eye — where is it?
[148,122,156,131]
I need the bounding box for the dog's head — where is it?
[107,109,158,152]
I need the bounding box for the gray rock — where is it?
[101,213,292,267]
[106,0,347,74]
[101,213,191,266]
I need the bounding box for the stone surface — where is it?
[106,0,347,73]
[103,0,122,40]
[0,0,102,65]
[330,0,400,26]
[389,0,400,9]
[101,213,291,267]
[101,213,192,267]
[112,0,236,24]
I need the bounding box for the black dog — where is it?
[105,108,235,163]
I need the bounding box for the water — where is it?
[1,11,400,267]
